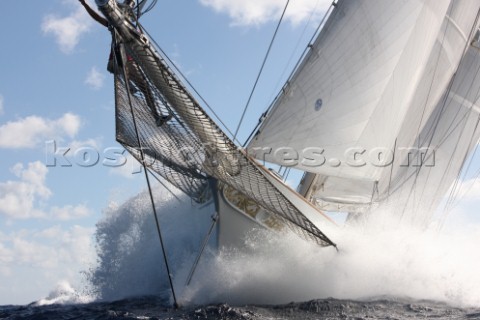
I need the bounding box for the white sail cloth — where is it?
[249,0,480,214]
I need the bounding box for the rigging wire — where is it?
[421,58,480,215]
[148,168,184,203]
[137,22,242,144]
[440,87,480,219]
[266,0,323,110]
[444,137,480,218]
[395,7,480,226]
[398,2,460,221]
[232,0,291,143]
[114,32,179,308]
[242,0,338,147]
[374,10,479,215]
[129,0,240,142]
[443,115,480,210]
[419,10,480,220]
[133,0,158,19]
[186,210,218,286]
[386,138,398,199]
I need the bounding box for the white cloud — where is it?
[61,113,82,137]
[199,0,331,26]
[0,242,14,267]
[0,162,51,219]
[85,67,105,90]
[0,161,93,220]
[0,94,4,116]
[42,5,92,54]
[0,113,81,149]
[51,205,92,221]
[0,225,95,304]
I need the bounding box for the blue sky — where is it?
[0,0,333,305]
[1,0,480,306]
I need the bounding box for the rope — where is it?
[415,8,480,218]
[242,0,338,147]
[115,34,179,308]
[265,0,323,108]
[233,0,291,143]
[137,23,241,144]
[186,211,218,286]
[386,138,397,199]
[398,2,459,220]
[133,0,158,19]
[390,6,480,226]
[122,23,336,247]
[148,168,184,203]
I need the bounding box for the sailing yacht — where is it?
[95,0,480,252]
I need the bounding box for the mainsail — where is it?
[96,0,336,247]
[248,0,480,220]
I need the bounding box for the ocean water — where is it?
[2,296,480,319]
[2,187,480,319]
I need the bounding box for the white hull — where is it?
[216,185,268,249]
[216,165,336,249]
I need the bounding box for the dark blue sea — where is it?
[3,190,479,319]
[2,296,480,319]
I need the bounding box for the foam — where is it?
[85,187,480,307]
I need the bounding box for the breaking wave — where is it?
[83,186,480,308]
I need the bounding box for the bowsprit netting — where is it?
[114,64,210,202]
[106,3,336,247]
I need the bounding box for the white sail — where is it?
[249,0,480,213]
[374,34,480,224]
[313,0,480,214]
[249,0,451,178]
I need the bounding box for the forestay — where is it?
[98,0,336,247]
